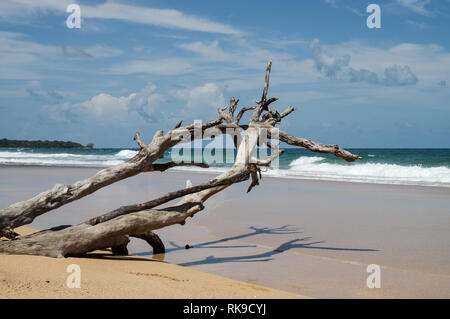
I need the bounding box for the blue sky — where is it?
[0,0,449,148]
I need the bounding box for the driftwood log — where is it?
[0,62,361,258]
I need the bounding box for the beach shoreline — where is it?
[1,163,449,189]
[1,147,450,188]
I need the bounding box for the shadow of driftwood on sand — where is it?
[135,225,299,256]
[134,225,378,265]
[178,237,379,267]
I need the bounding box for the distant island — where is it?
[0,138,94,149]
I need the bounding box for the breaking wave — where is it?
[1,149,449,187]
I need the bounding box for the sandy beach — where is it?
[1,166,449,298]
[0,225,304,299]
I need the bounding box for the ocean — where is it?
[0,147,450,187]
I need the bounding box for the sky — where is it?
[0,0,449,148]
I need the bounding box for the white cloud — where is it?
[347,68,379,84]
[324,0,338,8]
[0,31,59,79]
[84,44,123,58]
[347,7,364,17]
[395,0,432,16]
[0,31,58,54]
[309,38,350,78]
[43,82,166,124]
[62,44,123,58]
[176,83,225,110]
[0,31,124,81]
[107,58,193,75]
[309,39,420,86]
[179,38,297,70]
[176,38,316,90]
[383,65,419,86]
[62,46,92,58]
[179,40,233,62]
[76,92,132,119]
[126,83,166,121]
[1,0,242,35]
[0,0,65,22]
[405,20,427,30]
[331,41,450,86]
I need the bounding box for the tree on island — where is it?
[0,138,93,149]
[0,62,360,257]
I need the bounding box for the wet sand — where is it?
[1,166,449,298]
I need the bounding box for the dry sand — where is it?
[0,226,306,299]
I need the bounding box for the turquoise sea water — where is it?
[1,148,450,187]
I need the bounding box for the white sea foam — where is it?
[1,151,449,187]
[0,149,135,167]
[115,150,138,158]
[261,156,450,187]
